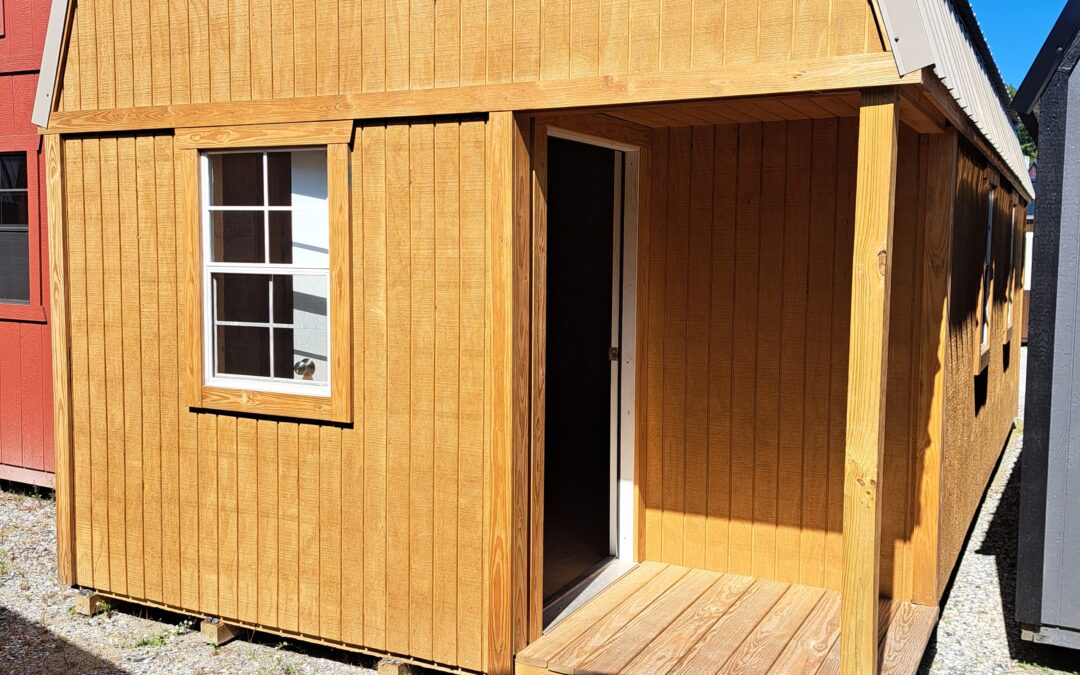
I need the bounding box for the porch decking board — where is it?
[515,564,937,675]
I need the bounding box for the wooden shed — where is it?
[35,0,1031,673]
[1013,0,1080,652]
[0,0,56,488]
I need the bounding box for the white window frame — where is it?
[200,148,332,398]
[979,187,995,353]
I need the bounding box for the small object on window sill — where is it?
[294,358,316,381]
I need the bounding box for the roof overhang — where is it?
[878,0,1034,200]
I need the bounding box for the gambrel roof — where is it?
[34,0,1034,199]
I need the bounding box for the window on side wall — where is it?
[179,122,353,422]
[0,149,46,323]
[975,171,997,375]
[0,153,30,306]
[1005,200,1018,340]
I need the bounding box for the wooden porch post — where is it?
[840,87,900,675]
[487,110,532,675]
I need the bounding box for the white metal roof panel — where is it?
[885,0,1035,198]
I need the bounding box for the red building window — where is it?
[0,153,30,305]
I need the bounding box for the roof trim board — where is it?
[875,0,936,75]
[1013,0,1080,129]
[31,0,72,129]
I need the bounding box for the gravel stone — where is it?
[0,485,378,674]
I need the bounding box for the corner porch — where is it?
[515,562,937,675]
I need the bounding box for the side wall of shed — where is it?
[939,139,1025,598]
[59,118,493,673]
[637,119,934,601]
[55,0,886,112]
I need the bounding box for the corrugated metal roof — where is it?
[885,0,1034,198]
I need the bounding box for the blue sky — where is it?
[972,0,1067,87]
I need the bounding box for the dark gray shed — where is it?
[1013,0,1080,651]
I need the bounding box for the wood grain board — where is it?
[638,117,933,600]
[514,562,936,675]
[58,119,492,674]
[56,0,885,113]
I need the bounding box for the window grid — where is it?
[0,152,30,305]
[201,148,331,395]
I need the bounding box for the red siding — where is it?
[0,0,55,486]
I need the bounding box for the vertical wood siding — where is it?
[61,118,491,672]
[0,320,53,476]
[639,121,931,598]
[56,0,885,112]
[0,67,54,483]
[939,142,1024,596]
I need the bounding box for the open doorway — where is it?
[540,130,639,628]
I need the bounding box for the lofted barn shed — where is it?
[36,0,1031,673]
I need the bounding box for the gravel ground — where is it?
[920,348,1078,674]
[0,485,377,674]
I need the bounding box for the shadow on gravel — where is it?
[919,441,1079,674]
[92,597,378,673]
[0,607,124,674]
[978,452,1079,671]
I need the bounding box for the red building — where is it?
[0,0,54,487]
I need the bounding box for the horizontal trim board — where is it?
[45,54,919,135]
[175,121,355,149]
[0,464,55,488]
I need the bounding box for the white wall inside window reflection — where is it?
[288,150,329,382]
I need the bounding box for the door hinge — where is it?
[609,347,620,362]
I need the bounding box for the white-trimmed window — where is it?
[980,187,995,351]
[202,148,331,395]
[1006,202,1017,334]
[179,121,353,423]
[0,152,30,305]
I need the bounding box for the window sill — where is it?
[0,304,47,324]
[193,385,350,423]
[976,346,991,375]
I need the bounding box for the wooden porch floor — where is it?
[515,562,938,675]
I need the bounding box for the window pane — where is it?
[272,275,328,382]
[213,273,270,323]
[0,230,30,304]
[0,154,27,190]
[268,212,293,264]
[0,192,29,226]
[267,152,292,206]
[268,149,327,207]
[210,153,264,206]
[216,325,270,377]
[211,210,265,263]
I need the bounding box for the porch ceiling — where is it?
[600,92,861,128]
[515,562,938,675]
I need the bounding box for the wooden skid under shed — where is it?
[515,562,938,675]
